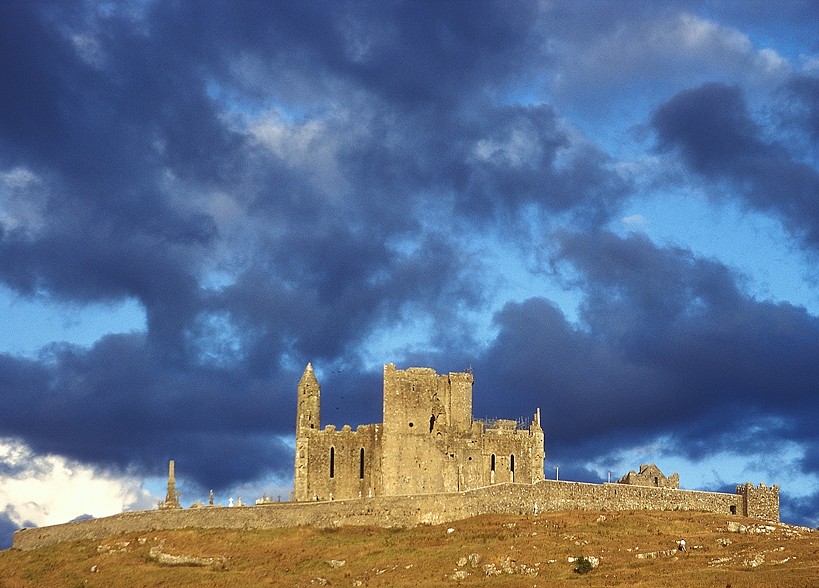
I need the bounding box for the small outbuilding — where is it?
[617,463,679,489]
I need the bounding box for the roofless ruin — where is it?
[295,363,545,501]
[12,363,779,550]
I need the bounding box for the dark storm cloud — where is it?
[651,82,819,249]
[164,0,548,108]
[787,75,819,146]
[470,230,819,473]
[0,334,296,490]
[2,0,818,538]
[0,510,20,550]
[0,0,571,495]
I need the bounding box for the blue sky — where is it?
[1,0,819,548]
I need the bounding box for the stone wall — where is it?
[737,482,780,521]
[297,424,383,501]
[13,479,776,551]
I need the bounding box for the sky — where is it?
[1,0,818,548]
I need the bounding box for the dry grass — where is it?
[1,510,817,587]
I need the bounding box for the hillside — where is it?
[0,510,815,587]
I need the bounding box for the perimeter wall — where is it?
[13,479,777,550]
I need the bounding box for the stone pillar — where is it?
[160,460,181,509]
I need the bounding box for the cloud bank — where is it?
[1,1,818,545]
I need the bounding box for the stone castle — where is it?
[12,363,781,550]
[294,363,544,501]
[291,363,778,523]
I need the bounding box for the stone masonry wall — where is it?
[298,424,383,501]
[737,482,780,521]
[13,479,773,551]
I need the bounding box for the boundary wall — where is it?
[13,480,773,550]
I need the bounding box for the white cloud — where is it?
[0,167,46,234]
[621,214,647,227]
[801,54,819,73]
[551,12,791,123]
[473,129,543,167]
[0,438,156,529]
[249,109,351,198]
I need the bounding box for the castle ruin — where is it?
[618,463,680,489]
[12,363,782,550]
[294,363,545,501]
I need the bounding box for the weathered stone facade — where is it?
[617,463,680,489]
[737,482,780,521]
[294,364,545,502]
[158,460,181,509]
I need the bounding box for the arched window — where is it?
[491,454,496,472]
[359,447,365,479]
[329,447,335,479]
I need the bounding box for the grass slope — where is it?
[0,510,816,587]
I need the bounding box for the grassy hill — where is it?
[1,510,816,587]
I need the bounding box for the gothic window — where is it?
[329,447,335,479]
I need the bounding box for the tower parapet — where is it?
[736,482,780,522]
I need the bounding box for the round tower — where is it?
[297,363,321,432]
[294,363,321,501]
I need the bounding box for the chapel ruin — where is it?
[294,363,545,501]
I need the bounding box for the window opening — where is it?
[329,447,335,479]
[359,447,365,479]
[491,454,496,472]
[510,454,515,472]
